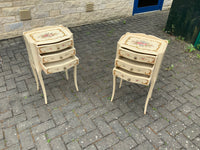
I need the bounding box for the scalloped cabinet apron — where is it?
[23,25,79,104]
[111,33,168,114]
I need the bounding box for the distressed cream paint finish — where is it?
[111,33,168,114]
[23,25,79,104]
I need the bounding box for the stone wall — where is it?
[0,0,172,40]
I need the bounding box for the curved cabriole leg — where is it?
[119,79,123,88]
[144,81,156,114]
[74,65,79,91]
[37,71,47,104]
[30,65,39,91]
[65,70,69,80]
[111,75,116,102]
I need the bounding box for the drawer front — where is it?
[113,68,150,86]
[115,59,152,76]
[37,39,73,54]
[40,48,76,63]
[41,56,79,74]
[118,48,156,64]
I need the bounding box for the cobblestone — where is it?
[19,129,34,150]
[95,133,119,150]
[4,126,18,146]
[0,10,200,150]
[50,137,66,150]
[109,120,128,140]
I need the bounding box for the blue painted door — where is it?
[133,0,164,15]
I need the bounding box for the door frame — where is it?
[133,0,164,15]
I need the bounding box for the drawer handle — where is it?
[127,78,131,81]
[134,57,137,60]
[57,47,60,50]
[130,68,133,71]
[60,56,63,59]
[64,67,67,70]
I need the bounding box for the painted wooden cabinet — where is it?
[111,33,168,114]
[23,25,79,104]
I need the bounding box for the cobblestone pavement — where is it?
[0,10,200,150]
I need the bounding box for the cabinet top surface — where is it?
[23,25,72,45]
[119,33,168,55]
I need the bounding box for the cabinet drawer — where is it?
[39,48,76,63]
[41,56,79,74]
[37,39,73,54]
[115,58,153,76]
[113,68,150,86]
[118,48,156,64]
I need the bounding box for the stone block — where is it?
[4,22,23,32]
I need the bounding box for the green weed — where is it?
[165,64,174,71]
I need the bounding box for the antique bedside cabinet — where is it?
[111,33,168,114]
[23,25,79,104]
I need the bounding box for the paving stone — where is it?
[46,122,70,139]
[109,120,128,140]
[0,110,12,121]
[149,118,169,133]
[183,94,200,107]
[50,87,65,100]
[189,112,200,126]
[32,120,55,135]
[67,141,82,150]
[5,79,16,90]
[179,102,197,115]
[95,133,119,150]
[23,103,37,119]
[0,129,3,140]
[62,126,86,144]
[158,130,181,149]
[2,113,26,128]
[112,137,137,150]
[172,110,193,126]
[119,111,138,126]
[134,115,154,129]
[17,116,40,132]
[10,99,24,116]
[87,106,108,119]
[80,114,96,132]
[51,109,66,125]
[79,130,102,148]
[84,145,97,150]
[103,108,123,122]
[93,117,112,136]
[19,129,34,150]
[35,133,51,150]
[0,97,10,113]
[6,144,21,150]
[176,133,199,150]
[126,123,146,144]
[37,106,51,122]
[0,10,200,150]
[195,107,200,117]
[134,140,154,150]
[165,121,186,136]
[61,101,81,114]
[158,107,176,123]
[166,100,182,112]
[183,124,200,140]
[76,103,95,116]
[16,80,27,92]
[193,137,200,148]
[4,126,18,146]
[0,140,5,149]
[142,127,163,148]
[51,137,66,150]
